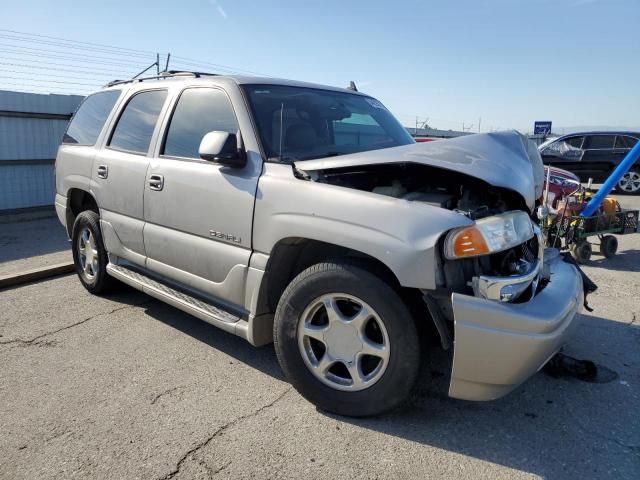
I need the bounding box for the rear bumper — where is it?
[448,254,583,401]
[54,193,68,236]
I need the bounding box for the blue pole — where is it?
[580,140,640,217]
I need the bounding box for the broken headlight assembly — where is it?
[444,211,534,260]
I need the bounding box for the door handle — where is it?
[148,174,164,191]
[97,165,108,179]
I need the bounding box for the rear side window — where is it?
[109,90,168,154]
[584,135,615,149]
[615,136,639,149]
[163,88,238,159]
[63,90,121,145]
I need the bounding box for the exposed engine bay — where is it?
[298,162,529,220]
[297,161,542,311]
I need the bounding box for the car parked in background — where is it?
[543,166,581,208]
[539,132,640,194]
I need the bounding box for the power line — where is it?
[0,69,124,82]
[0,53,143,71]
[0,29,161,56]
[0,81,93,93]
[0,75,103,87]
[0,33,155,59]
[1,29,277,80]
[171,55,271,77]
[0,47,154,68]
[0,61,138,76]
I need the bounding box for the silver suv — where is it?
[55,72,584,416]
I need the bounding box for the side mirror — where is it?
[199,131,246,168]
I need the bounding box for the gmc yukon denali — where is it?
[55,71,585,416]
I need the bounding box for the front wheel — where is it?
[274,262,421,417]
[616,170,640,194]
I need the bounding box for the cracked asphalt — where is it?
[1,198,639,479]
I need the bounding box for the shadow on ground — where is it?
[0,218,70,263]
[586,248,640,272]
[139,297,639,479]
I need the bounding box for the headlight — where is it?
[444,211,534,259]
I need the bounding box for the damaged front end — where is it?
[294,131,588,402]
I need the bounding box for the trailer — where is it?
[547,205,638,263]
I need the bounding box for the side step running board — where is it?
[106,263,251,341]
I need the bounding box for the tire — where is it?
[616,169,640,195]
[571,240,592,264]
[71,210,117,294]
[599,235,618,258]
[273,262,421,417]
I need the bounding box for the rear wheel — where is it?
[616,170,640,194]
[71,210,117,294]
[274,262,421,417]
[599,235,618,258]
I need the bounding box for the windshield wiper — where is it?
[301,152,345,160]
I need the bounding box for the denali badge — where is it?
[209,230,241,243]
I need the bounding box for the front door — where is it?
[143,86,260,307]
[542,135,585,178]
[93,89,169,266]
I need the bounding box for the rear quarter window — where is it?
[63,90,121,145]
[615,136,639,149]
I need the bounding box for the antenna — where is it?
[132,58,160,79]
[347,81,358,91]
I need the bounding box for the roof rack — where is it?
[105,70,219,88]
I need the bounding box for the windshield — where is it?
[242,84,414,162]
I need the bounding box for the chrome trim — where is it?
[473,259,541,302]
[473,223,543,303]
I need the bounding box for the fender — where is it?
[253,163,473,290]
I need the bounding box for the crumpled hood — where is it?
[295,130,544,211]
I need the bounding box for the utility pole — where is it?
[415,116,419,136]
[156,53,160,75]
[478,117,481,133]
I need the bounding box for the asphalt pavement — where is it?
[0,196,639,479]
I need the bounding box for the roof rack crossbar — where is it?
[105,70,219,88]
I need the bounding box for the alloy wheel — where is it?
[297,293,390,391]
[77,227,99,280]
[618,171,640,193]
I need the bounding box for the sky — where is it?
[2,0,639,133]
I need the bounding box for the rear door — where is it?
[92,89,169,266]
[581,134,617,181]
[142,86,260,307]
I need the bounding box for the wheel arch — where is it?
[253,236,435,337]
[65,188,99,237]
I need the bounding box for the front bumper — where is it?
[448,253,583,401]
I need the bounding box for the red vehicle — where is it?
[413,137,438,143]
[542,166,581,208]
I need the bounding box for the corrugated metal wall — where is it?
[0,90,84,211]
